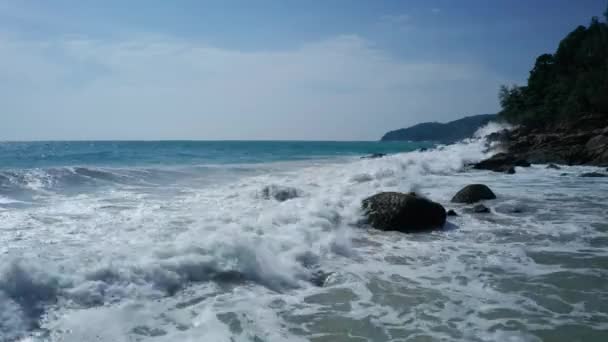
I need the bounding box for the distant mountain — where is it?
[380,114,498,143]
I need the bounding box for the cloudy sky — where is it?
[1,0,605,140]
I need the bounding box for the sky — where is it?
[0,0,606,141]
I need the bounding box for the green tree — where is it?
[498,9,608,126]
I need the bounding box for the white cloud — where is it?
[0,33,504,140]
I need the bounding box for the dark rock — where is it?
[361,153,386,159]
[580,172,607,178]
[261,185,300,201]
[491,115,608,166]
[473,153,531,173]
[361,192,446,232]
[473,204,490,213]
[485,129,509,143]
[546,163,561,170]
[473,153,510,170]
[585,135,608,154]
[132,326,167,337]
[446,209,458,216]
[451,184,497,204]
[585,135,608,165]
[505,166,516,174]
[310,270,332,287]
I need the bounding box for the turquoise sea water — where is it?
[0,140,429,203]
[0,141,430,169]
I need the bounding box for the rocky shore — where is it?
[482,113,608,169]
[360,115,608,233]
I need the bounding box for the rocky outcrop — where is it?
[485,129,510,143]
[488,113,608,166]
[361,192,446,233]
[585,135,608,164]
[546,163,561,170]
[451,184,496,204]
[472,153,530,173]
[261,185,301,202]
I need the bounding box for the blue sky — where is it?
[0,0,606,140]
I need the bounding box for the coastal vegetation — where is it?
[498,9,608,126]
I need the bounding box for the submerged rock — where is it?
[472,204,491,213]
[495,203,528,214]
[132,326,167,337]
[546,163,561,170]
[361,153,386,159]
[451,184,496,204]
[447,209,458,217]
[350,173,374,183]
[580,172,607,178]
[505,166,516,174]
[261,185,300,202]
[361,192,446,233]
[309,270,332,287]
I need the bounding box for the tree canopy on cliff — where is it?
[499,10,608,126]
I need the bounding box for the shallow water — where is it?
[1,129,607,342]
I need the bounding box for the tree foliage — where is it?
[499,12,608,126]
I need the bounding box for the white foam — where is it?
[0,196,21,204]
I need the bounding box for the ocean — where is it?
[1,125,607,342]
